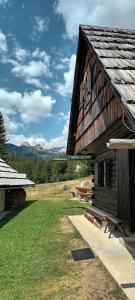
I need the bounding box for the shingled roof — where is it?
[0,158,34,187]
[79,25,135,129]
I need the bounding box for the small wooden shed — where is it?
[67,25,135,232]
[0,158,34,212]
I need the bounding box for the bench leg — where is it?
[104,224,108,233]
[119,224,128,237]
[108,224,114,238]
[109,230,112,238]
[115,224,121,233]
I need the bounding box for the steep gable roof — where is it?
[0,158,34,187]
[80,25,135,126]
[67,25,135,154]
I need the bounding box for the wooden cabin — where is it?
[0,158,34,213]
[67,25,135,232]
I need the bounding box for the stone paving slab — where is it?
[69,215,135,300]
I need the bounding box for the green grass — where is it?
[0,190,88,300]
[0,184,126,300]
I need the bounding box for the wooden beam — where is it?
[107,139,135,149]
[53,156,91,161]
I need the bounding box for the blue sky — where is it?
[0,0,135,147]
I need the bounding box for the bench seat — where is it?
[85,207,107,221]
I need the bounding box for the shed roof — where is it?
[80,25,135,127]
[0,158,34,188]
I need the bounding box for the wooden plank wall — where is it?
[74,48,122,154]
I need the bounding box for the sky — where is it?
[0,0,135,147]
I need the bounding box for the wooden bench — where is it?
[85,207,107,228]
[104,215,128,238]
[75,186,91,193]
[70,186,92,202]
[85,207,128,237]
[70,190,76,198]
[76,192,91,202]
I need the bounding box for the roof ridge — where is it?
[80,24,135,34]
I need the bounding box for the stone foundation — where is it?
[5,188,26,211]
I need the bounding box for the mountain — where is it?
[6,143,66,158]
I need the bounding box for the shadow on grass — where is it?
[0,200,37,229]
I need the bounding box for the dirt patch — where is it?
[60,217,75,234]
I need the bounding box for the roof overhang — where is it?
[107,139,135,149]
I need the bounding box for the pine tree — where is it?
[0,112,8,160]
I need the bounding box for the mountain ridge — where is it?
[6,143,66,158]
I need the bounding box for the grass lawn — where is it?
[0,181,127,300]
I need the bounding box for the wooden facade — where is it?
[67,25,135,231]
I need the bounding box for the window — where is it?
[98,161,104,186]
[97,159,114,187]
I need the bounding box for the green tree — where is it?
[0,112,8,160]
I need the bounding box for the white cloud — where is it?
[20,90,55,123]
[35,16,49,32]
[54,63,65,71]
[14,46,50,64]
[54,57,71,71]
[8,113,69,147]
[55,0,135,39]
[2,47,52,89]
[32,48,50,64]
[32,16,49,40]
[8,121,69,147]
[56,54,76,96]
[24,77,48,89]
[8,134,48,147]
[8,134,31,146]
[0,0,9,6]
[4,115,20,133]
[11,60,52,89]
[14,45,29,62]
[12,60,51,78]
[0,88,56,124]
[58,111,69,121]
[48,116,69,147]
[0,31,8,53]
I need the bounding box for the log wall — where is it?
[94,151,117,216]
[5,188,26,211]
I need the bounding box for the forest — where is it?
[0,112,92,184]
[7,154,92,184]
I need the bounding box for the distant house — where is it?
[0,158,34,212]
[67,25,135,232]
